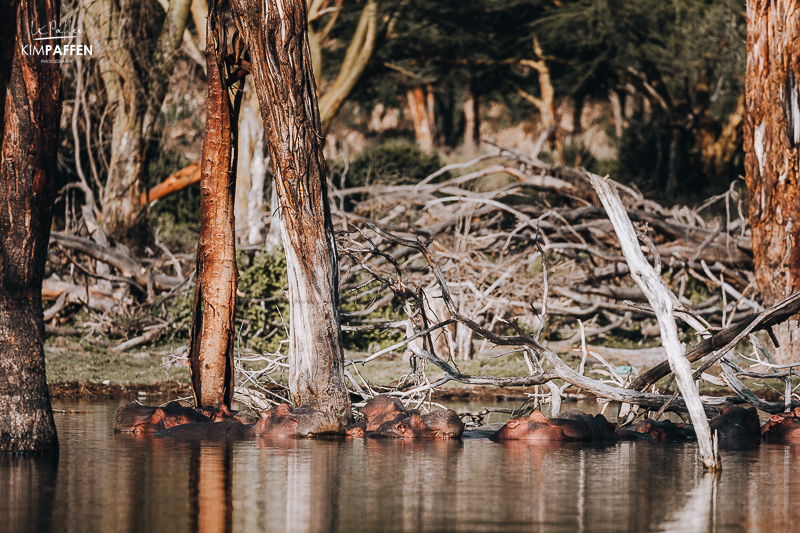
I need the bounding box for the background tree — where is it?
[80,0,193,245]
[0,0,62,453]
[744,0,800,365]
[230,0,352,416]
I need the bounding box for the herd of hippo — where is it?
[113,395,800,445]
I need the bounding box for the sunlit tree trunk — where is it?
[407,86,434,152]
[231,0,351,417]
[0,0,61,454]
[744,0,800,364]
[315,0,378,134]
[235,85,268,245]
[189,6,240,408]
[80,0,192,245]
[463,79,479,154]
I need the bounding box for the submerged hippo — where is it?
[346,395,419,438]
[195,404,238,422]
[709,405,761,440]
[361,396,416,431]
[761,407,800,444]
[632,418,695,442]
[371,409,465,439]
[113,402,213,434]
[495,410,618,441]
[157,403,343,439]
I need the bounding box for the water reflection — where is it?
[188,443,232,533]
[2,402,800,533]
[0,455,58,533]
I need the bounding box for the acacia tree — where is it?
[744,0,800,364]
[188,1,243,408]
[230,0,351,417]
[80,0,192,244]
[0,0,62,453]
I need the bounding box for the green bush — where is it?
[344,140,446,188]
[236,246,290,354]
[235,246,404,355]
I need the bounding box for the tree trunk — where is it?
[316,0,378,135]
[235,84,268,245]
[463,80,479,154]
[0,0,62,454]
[189,6,240,408]
[407,86,434,152]
[231,0,352,417]
[80,0,192,246]
[744,0,800,365]
[264,182,282,252]
[426,83,437,146]
[609,89,624,137]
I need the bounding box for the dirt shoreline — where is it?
[49,379,784,404]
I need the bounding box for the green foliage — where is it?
[340,281,405,353]
[236,246,290,353]
[235,246,404,354]
[345,140,446,188]
[163,291,195,340]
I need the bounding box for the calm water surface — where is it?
[1,400,799,533]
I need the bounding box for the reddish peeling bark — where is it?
[230,0,351,417]
[0,0,62,453]
[189,5,241,408]
[407,86,433,152]
[744,0,800,364]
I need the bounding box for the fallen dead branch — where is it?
[324,147,799,442]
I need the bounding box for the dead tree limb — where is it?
[590,173,718,470]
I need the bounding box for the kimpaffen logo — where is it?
[23,20,92,61]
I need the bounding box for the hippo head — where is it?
[196,404,235,422]
[374,414,436,439]
[496,411,561,440]
[113,403,170,434]
[420,409,465,439]
[345,424,366,438]
[362,396,408,431]
[253,404,343,437]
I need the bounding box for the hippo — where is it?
[157,403,344,439]
[195,404,238,422]
[113,401,212,434]
[345,421,367,438]
[371,409,465,439]
[361,396,416,431]
[761,407,800,444]
[495,410,618,441]
[555,409,618,441]
[709,405,761,440]
[632,418,695,442]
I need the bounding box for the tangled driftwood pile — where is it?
[43,146,800,441]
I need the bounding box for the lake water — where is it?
[1,401,799,533]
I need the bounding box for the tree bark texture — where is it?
[230,0,352,417]
[316,0,377,135]
[0,0,62,454]
[189,5,240,408]
[744,0,800,364]
[235,84,268,245]
[80,0,192,245]
[407,86,433,152]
